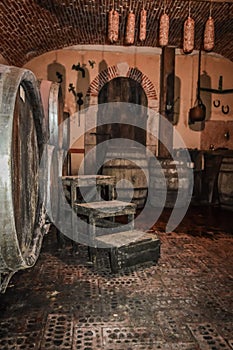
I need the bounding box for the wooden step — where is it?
[74,200,136,219]
[95,230,156,248]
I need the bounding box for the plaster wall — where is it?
[24,46,233,172]
[0,54,9,65]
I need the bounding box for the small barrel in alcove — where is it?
[102,147,149,208]
[149,158,193,208]
[0,64,46,287]
[218,156,233,210]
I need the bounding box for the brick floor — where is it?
[0,205,232,350]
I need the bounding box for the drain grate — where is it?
[161,275,194,297]
[157,313,194,343]
[59,266,80,284]
[102,327,161,349]
[0,331,40,350]
[41,314,73,349]
[101,344,157,350]
[170,254,208,271]
[0,313,45,336]
[72,326,102,349]
[147,296,198,311]
[188,323,232,349]
[216,323,233,341]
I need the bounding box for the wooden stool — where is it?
[74,200,136,263]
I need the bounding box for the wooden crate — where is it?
[96,231,160,273]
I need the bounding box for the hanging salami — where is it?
[204,16,214,51]
[108,9,119,43]
[125,12,135,44]
[183,16,195,53]
[159,13,169,47]
[139,8,147,41]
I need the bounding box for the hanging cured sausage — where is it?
[108,9,119,43]
[125,11,135,44]
[139,8,147,41]
[159,13,169,47]
[183,16,195,53]
[204,16,215,51]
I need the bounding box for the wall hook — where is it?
[72,63,85,78]
[213,99,220,108]
[56,71,63,83]
[222,105,230,114]
[224,131,230,140]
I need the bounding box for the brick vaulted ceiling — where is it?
[1,0,233,67]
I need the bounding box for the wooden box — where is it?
[108,232,160,273]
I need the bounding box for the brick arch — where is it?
[86,65,157,109]
[84,64,159,173]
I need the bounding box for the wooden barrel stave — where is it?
[218,157,233,210]
[149,158,193,208]
[39,79,70,151]
[39,81,70,228]
[102,147,149,208]
[0,65,46,280]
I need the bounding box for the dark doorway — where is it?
[97,77,148,147]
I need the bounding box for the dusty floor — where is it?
[0,205,233,350]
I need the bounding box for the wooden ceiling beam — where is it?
[176,0,233,3]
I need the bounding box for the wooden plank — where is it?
[181,0,233,3]
[158,47,175,159]
[68,148,85,154]
[75,200,136,211]
[74,200,136,219]
[62,175,116,187]
[95,230,152,248]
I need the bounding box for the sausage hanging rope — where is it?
[204,3,214,51]
[108,1,119,43]
[112,10,119,42]
[159,1,169,47]
[139,7,147,42]
[183,3,195,54]
[159,13,169,47]
[125,11,135,44]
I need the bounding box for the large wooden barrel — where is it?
[218,156,233,210]
[149,158,193,208]
[39,79,66,148]
[39,80,70,177]
[39,81,71,226]
[42,146,67,224]
[102,147,149,208]
[0,65,46,287]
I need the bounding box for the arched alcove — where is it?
[84,64,158,174]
